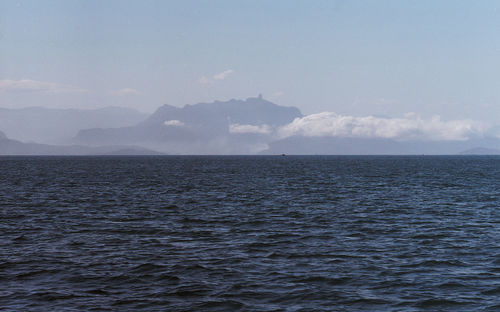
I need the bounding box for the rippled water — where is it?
[1,156,500,311]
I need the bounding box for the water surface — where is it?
[1,156,500,311]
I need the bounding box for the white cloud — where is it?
[0,79,87,94]
[213,69,233,80]
[229,123,272,135]
[278,112,486,141]
[164,120,185,127]
[199,69,234,84]
[111,88,141,96]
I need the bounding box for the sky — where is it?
[1,0,500,124]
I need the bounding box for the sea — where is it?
[1,155,500,311]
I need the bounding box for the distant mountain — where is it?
[74,96,302,154]
[145,95,301,127]
[0,106,148,144]
[0,130,161,155]
[261,136,406,155]
[460,147,500,155]
[261,136,500,155]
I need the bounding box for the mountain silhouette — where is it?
[74,96,302,154]
[262,135,500,155]
[0,106,147,144]
[460,147,500,155]
[5,98,500,155]
[0,130,161,155]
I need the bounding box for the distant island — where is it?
[2,97,500,155]
[460,147,500,155]
[0,130,162,156]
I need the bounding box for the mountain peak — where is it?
[146,97,302,127]
[74,97,303,154]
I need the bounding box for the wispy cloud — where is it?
[111,88,141,96]
[278,112,487,141]
[199,69,234,84]
[164,120,185,127]
[213,69,233,81]
[0,79,87,94]
[229,123,272,135]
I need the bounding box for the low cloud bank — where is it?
[277,112,486,141]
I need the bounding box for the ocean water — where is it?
[1,155,500,311]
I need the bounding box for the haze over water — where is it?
[2,156,500,311]
[3,1,500,310]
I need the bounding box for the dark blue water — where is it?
[1,156,500,311]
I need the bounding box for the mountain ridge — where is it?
[4,98,500,155]
[0,130,162,155]
[261,136,500,155]
[0,106,148,144]
[74,96,302,154]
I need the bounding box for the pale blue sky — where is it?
[1,0,500,122]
